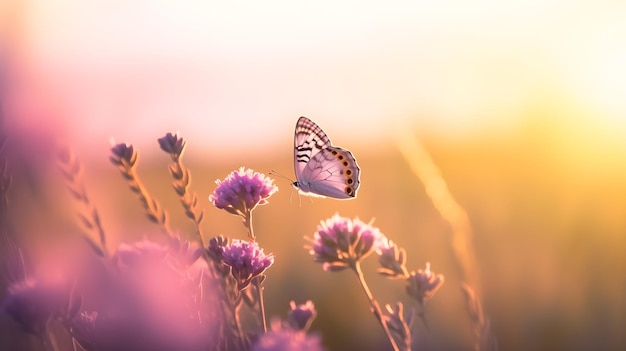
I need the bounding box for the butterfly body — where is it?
[293,117,360,199]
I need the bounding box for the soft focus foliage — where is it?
[251,319,325,351]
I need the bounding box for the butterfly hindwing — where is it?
[299,146,360,198]
[293,117,360,199]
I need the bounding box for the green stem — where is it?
[352,261,400,351]
[253,278,268,333]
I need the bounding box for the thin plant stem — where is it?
[58,147,109,257]
[232,301,247,350]
[252,278,268,333]
[176,158,204,238]
[352,260,400,351]
[418,304,430,330]
[212,265,245,351]
[112,148,172,237]
[394,127,496,351]
[244,210,255,241]
[71,337,80,351]
[167,155,205,246]
[42,326,59,351]
[128,166,171,237]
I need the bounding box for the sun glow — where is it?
[561,17,626,125]
[2,0,626,159]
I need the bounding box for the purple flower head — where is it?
[221,239,274,290]
[2,277,70,334]
[309,214,383,271]
[158,132,186,157]
[286,300,317,332]
[209,167,278,217]
[206,236,226,262]
[206,235,230,275]
[110,142,136,166]
[251,319,325,351]
[406,262,445,305]
[377,237,409,279]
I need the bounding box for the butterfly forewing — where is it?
[293,117,361,199]
[294,117,331,177]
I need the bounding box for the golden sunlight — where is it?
[2,2,626,350]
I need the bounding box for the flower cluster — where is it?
[2,128,458,351]
[308,213,445,351]
[209,167,278,217]
[406,262,445,305]
[209,168,278,240]
[158,132,186,158]
[286,300,317,332]
[309,213,383,271]
[110,142,136,166]
[221,239,275,291]
[377,237,410,279]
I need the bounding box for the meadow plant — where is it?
[1,129,457,351]
[307,214,444,351]
[209,167,278,241]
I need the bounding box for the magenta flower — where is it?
[406,262,445,305]
[251,319,325,351]
[377,237,410,279]
[221,239,274,290]
[309,214,383,271]
[286,300,317,332]
[209,167,278,217]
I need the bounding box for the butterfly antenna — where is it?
[269,169,295,184]
[270,169,300,205]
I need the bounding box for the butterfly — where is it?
[293,116,361,199]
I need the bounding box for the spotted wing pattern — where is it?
[293,117,360,199]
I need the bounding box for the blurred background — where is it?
[1,0,625,350]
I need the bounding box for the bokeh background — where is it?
[1,1,626,350]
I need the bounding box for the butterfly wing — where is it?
[293,117,360,199]
[298,146,360,199]
[294,117,331,180]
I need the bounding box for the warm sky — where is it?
[2,0,626,157]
